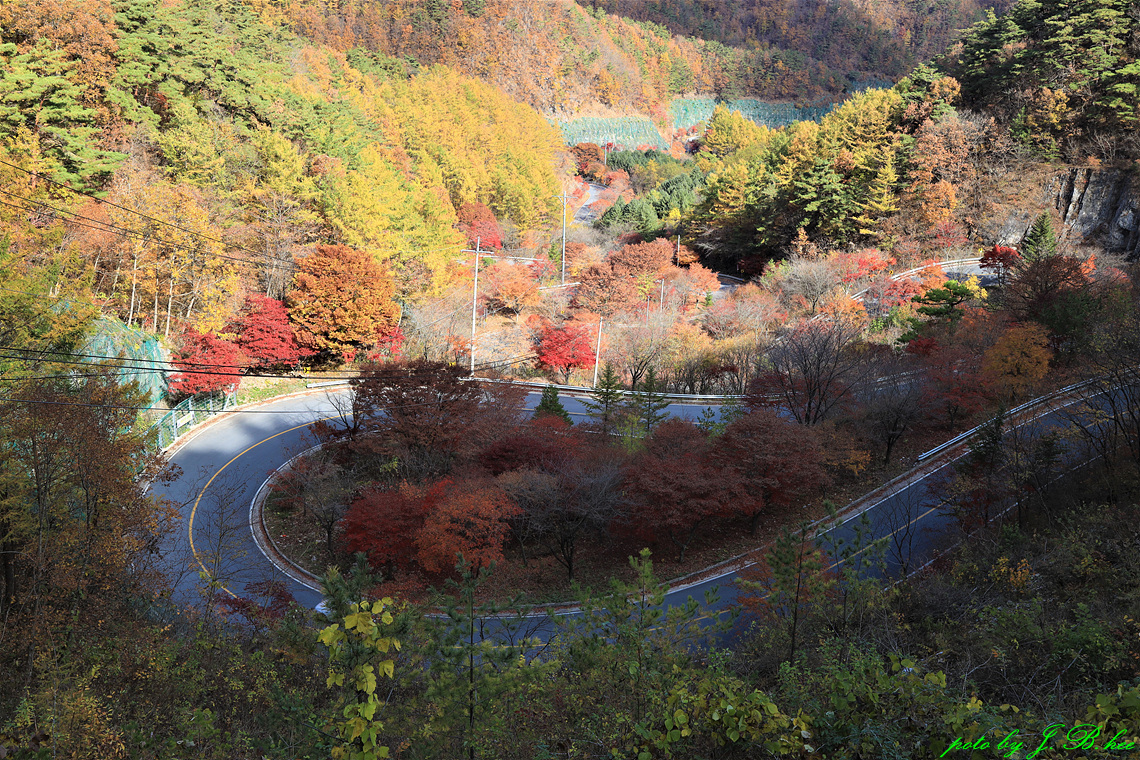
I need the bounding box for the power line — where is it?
[0,191,293,273]
[0,342,431,375]
[0,343,530,382]
[0,284,91,303]
[0,157,468,263]
[0,395,444,416]
[0,157,278,262]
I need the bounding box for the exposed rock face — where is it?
[991,168,1139,258]
[1053,169,1139,256]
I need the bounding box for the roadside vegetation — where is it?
[3,0,1140,754]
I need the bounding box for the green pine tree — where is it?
[416,561,549,760]
[1022,213,1059,261]
[901,280,975,341]
[817,508,887,637]
[625,197,660,232]
[596,196,626,229]
[629,365,669,436]
[0,40,125,189]
[534,385,572,425]
[739,520,832,664]
[559,549,732,729]
[583,362,626,435]
[696,396,745,436]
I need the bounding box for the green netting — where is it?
[848,77,894,93]
[669,98,834,131]
[83,317,168,408]
[554,117,669,150]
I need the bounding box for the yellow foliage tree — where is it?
[101,170,237,336]
[702,105,771,158]
[983,323,1052,402]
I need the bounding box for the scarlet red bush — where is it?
[535,323,595,383]
[341,485,428,575]
[169,328,244,397]
[457,202,503,250]
[228,294,308,369]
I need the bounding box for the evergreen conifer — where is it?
[534,385,572,425]
[583,362,625,434]
[1022,213,1059,261]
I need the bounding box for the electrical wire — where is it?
[0,395,445,415]
[0,343,533,382]
[0,157,285,262]
[0,157,469,262]
[0,344,466,380]
[0,191,293,273]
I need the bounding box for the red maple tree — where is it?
[837,248,894,286]
[168,328,244,397]
[228,294,309,369]
[457,201,503,250]
[714,409,828,534]
[620,419,727,561]
[861,275,924,318]
[341,484,428,575]
[920,345,992,428]
[535,322,596,383]
[979,245,1020,288]
[478,418,576,475]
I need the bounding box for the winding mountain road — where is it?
[150,390,719,612]
[151,370,1093,630]
[150,257,1050,625]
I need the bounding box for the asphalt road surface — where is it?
[152,375,1097,640]
[151,390,720,613]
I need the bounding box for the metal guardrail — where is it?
[144,391,236,451]
[849,256,983,301]
[134,257,990,446]
[306,380,351,389]
[914,378,1093,463]
[471,376,743,403]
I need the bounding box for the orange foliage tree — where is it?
[287,244,400,361]
[415,478,520,576]
[481,262,539,322]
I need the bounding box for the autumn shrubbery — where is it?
[262,360,856,595]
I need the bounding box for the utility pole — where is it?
[463,238,484,377]
[461,243,539,376]
[553,191,571,285]
[592,319,603,388]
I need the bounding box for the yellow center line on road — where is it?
[188,415,336,598]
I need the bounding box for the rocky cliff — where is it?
[992,167,1139,258]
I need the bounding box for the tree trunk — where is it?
[1,533,15,613]
[127,264,138,326]
[670,524,699,563]
[164,277,175,339]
